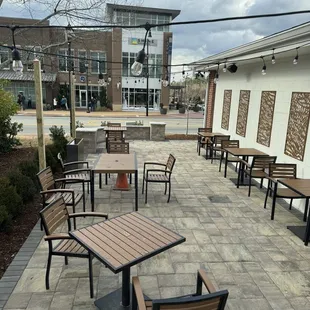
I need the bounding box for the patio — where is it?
[2,140,310,310]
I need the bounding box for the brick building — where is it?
[0,4,180,111]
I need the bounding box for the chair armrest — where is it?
[240,159,250,168]
[266,176,277,183]
[55,178,85,183]
[44,233,71,241]
[40,189,74,195]
[69,212,108,219]
[64,168,91,175]
[132,276,147,310]
[144,162,166,167]
[147,169,171,175]
[197,269,216,294]
[64,161,89,168]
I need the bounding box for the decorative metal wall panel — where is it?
[236,90,251,137]
[284,92,310,161]
[256,91,276,147]
[221,90,232,130]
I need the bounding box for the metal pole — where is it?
[86,67,89,112]
[33,59,46,170]
[146,39,149,117]
[71,72,76,138]
[68,40,72,137]
[185,77,189,135]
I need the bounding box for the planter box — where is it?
[66,138,84,170]
[126,126,150,140]
[150,122,166,141]
[76,128,98,154]
[160,108,167,115]
[179,107,186,114]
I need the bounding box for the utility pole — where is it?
[146,38,149,117]
[68,40,73,137]
[70,71,76,138]
[85,63,89,112]
[33,58,46,170]
[185,75,189,135]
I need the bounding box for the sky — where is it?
[1,0,310,77]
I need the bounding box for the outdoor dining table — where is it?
[90,153,138,211]
[104,126,127,132]
[69,212,186,309]
[278,178,310,246]
[224,147,268,185]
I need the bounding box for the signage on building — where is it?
[129,38,157,46]
[80,76,86,83]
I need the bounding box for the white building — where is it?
[106,4,180,110]
[193,21,310,214]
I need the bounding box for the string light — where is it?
[261,57,267,75]
[223,62,227,72]
[214,64,220,84]
[293,48,299,65]
[271,49,276,64]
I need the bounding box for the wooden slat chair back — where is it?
[213,135,230,148]
[269,163,297,179]
[108,141,130,154]
[37,166,55,192]
[108,130,124,141]
[251,156,277,170]
[221,140,239,149]
[132,269,228,310]
[197,127,212,155]
[166,154,176,172]
[40,197,70,235]
[265,163,302,220]
[219,140,240,177]
[107,122,121,127]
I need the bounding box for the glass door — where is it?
[79,90,87,108]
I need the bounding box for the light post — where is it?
[146,38,149,116]
[85,62,89,112]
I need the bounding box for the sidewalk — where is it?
[17,109,204,119]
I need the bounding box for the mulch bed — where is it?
[0,147,41,279]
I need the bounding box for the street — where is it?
[12,115,204,135]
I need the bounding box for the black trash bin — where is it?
[66,138,84,170]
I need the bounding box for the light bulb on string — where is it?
[262,65,267,75]
[12,48,23,74]
[214,73,219,84]
[223,63,227,72]
[293,48,299,65]
[271,49,276,64]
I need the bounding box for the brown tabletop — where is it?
[90,154,138,212]
[198,132,224,138]
[278,179,310,197]
[104,126,127,131]
[278,179,310,246]
[224,147,268,157]
[70,212,185,308]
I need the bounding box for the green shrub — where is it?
[49,125,68,159]
[8,170,37,203]
[0,177,23,218]
[0,81,23,153]
[0,205,11,231]
[34,144,58,173]
[18,160,39,187]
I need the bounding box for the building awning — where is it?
[0,71,57,82]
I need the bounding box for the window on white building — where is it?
[90,51,106,74]
[78,50,87,73]
[58,49,74,72]
[0,46,10,70]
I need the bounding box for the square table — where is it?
[70,212,186,309]
[224,148,268,185]
[278,178,310,245]
[90,153,138,211]
[104,126,127,132]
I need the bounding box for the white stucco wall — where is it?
[212,51,310,212]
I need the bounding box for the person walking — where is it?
[21,93,26,110]
[27,96,32,109]
[53,98,57,110]
[60,96,68,110]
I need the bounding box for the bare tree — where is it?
[0,0,143,69]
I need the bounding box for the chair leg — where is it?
[164,183,167,195]
[88,254,94,298]
[129,174,132,184]
[82,183,86,213]
[289,199,293,210]
[237,166,241,188]
[46,252,52,290]
[219,152,224,172]
[145,181,148,204]
[142,177,145,194]
[264,181,270,209]
[99,174,102,189]
[167,182,171,203]
[224,157,228,178]
[65,256,68,265]
[271,183,278,220]
[248,178,252,197]
[198,143,201,156]
[87,183,89,194]
[105,173,108,185]
[72,205,76,230]
[132,283,138,310]
[260,178,263,188]
[211,149,214,163]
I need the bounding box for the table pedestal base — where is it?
[95,287,149,310]
[230,178,255,187]
[287,225,309,242]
